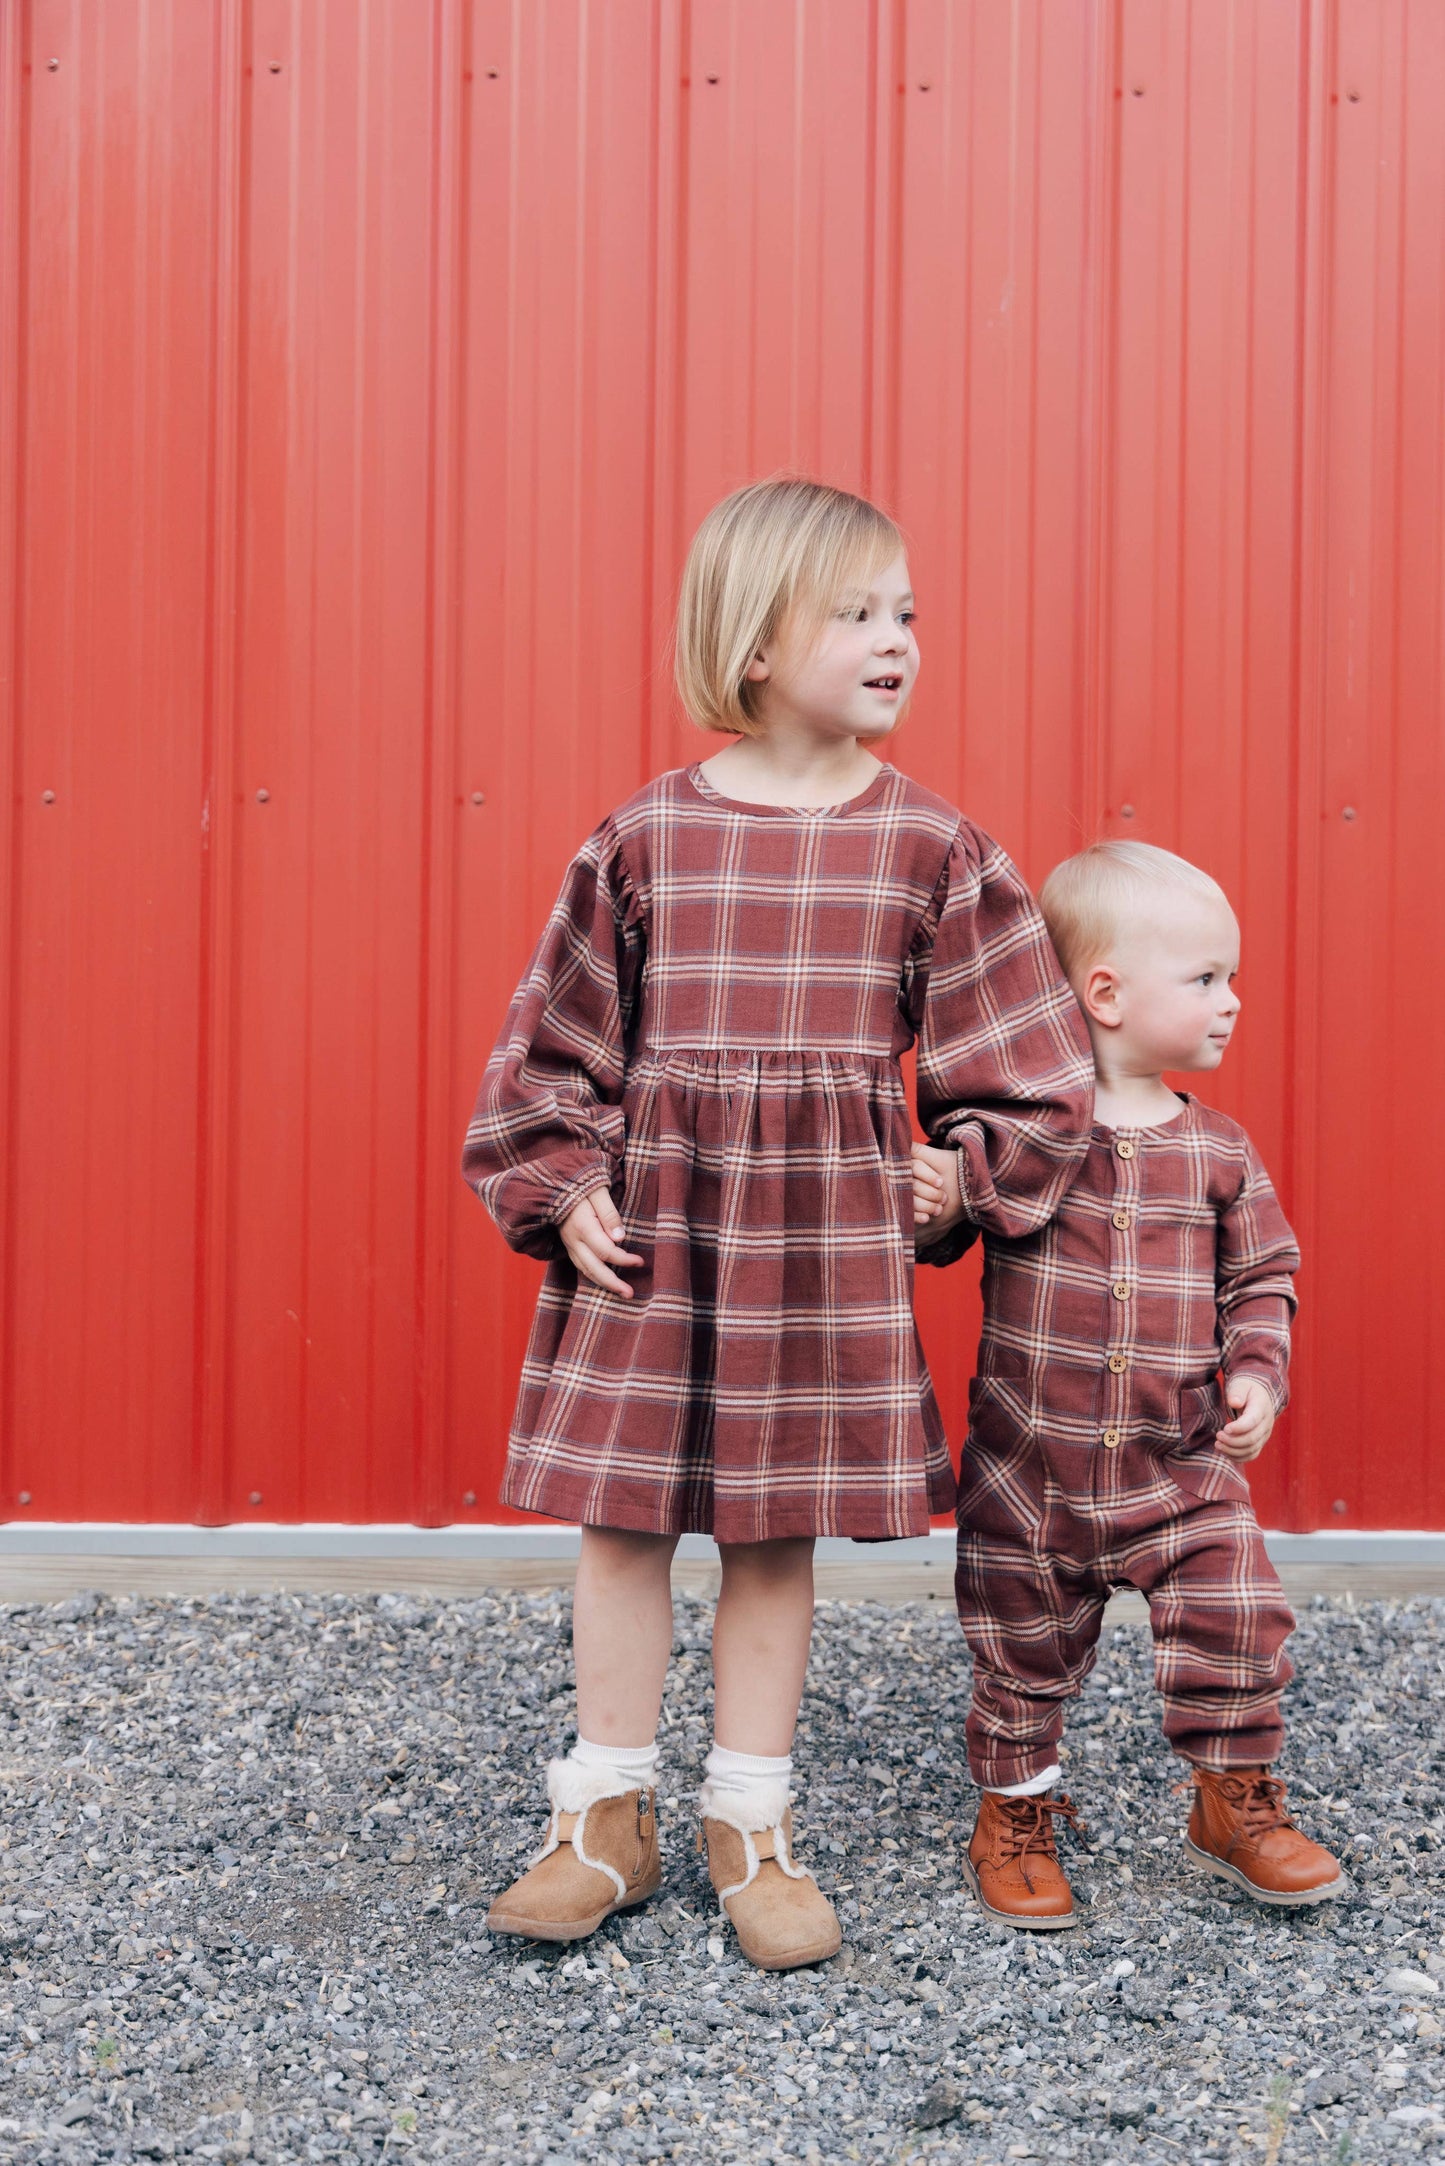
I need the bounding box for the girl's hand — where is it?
[559,1189,644,1297]
[1215,1377,1275,1461]
[911,1141,964,1232]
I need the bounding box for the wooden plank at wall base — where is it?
[0,1555,1439,1610]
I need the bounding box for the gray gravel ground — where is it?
[0,1588,1441,2164]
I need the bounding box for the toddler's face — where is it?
[747,552,919,743]
[1096,891,1242,1073]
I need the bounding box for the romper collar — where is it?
[1090,1090,1199,1149]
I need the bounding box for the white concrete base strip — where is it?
[0,1523,1441,1564]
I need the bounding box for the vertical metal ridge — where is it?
[643,0,688,780]
[0,0,28,1521]
[1078,0,1122,836]
[414,0,467,1528]
[192,0,249,1527]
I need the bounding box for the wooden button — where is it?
[1116,1137,1137,1159]
[1112,1281,1130,1301]
[1102,1427,1122,1449]
[1107,1354,1128,1374]
[1112,1210,1131,1230]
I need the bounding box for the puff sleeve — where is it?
[909,821,1094,1255]
[461,820,646,1259]
[1216,1139,1300,1411]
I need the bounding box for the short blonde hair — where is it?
[674,477,905,734]
[1039,840,1230,980]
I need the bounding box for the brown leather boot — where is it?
[699,1777,842,1972]
[963,1791,1082,1930]
[1184,1765,1344,1906]
[487,1761,661,1942]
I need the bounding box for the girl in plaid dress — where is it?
[464,478,1093,1967]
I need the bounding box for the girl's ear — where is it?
[743,648,771,684]
[1079,961,1123,1030]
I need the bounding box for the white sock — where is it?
[570,1735,659,1786]
[703,1743,792,1801]
[989,1763,1062,1799]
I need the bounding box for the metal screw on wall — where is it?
[47,58,59,71]
[256,789,270,803]
[1120,804,1136,820]
[462,1491,477,1508]
[17,1492,31,1506]
[249,1491,263,1507]
[471,792,485,806]
[1342,806,1357,820]
[42,790,56,804]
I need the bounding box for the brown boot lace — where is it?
[1211,1771,1296,1842]
[993,1794,1086,1881]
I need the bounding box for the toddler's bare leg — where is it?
[573,1526,680,1745]
[712,1537,816,1754]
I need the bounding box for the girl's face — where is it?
[744,553,919,744]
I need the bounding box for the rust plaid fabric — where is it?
[462,762,1093,1542]
[954,1099,1300,1779]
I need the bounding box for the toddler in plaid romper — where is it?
[914,840,1344,1925]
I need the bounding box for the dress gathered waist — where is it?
[629,1045,904,1069]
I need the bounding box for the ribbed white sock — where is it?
[704,1743,793,1800]
[989,1763,1062,1799]
[570,1735,659,1785]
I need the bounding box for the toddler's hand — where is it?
[911,1141,964,1234]
[559,1189,644,1298]
[1215,1377,1275,1461]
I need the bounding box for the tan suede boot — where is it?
[1184,1765,1345,1906]
[699,1776,842,1972]
[962,1791,1083,1931]
[487,1761,661,1942]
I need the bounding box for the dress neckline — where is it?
[685,759,894,819]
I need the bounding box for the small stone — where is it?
[914,2080,963,2130]
[1383,1969,1440,1997]
[1108,2093,1155,2128]
[53,1593,99,1622]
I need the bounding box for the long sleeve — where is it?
[461,820,646,1260]
[1217,1140,1300,1411]
[909,822,1094,1257]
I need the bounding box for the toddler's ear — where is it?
[1080,962,1123,1029]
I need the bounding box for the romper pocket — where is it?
[1161,1383,1248,1502]
[957,1345,1041,1538]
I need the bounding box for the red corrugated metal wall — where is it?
[2,1,1442,1530]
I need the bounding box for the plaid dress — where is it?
[953,1097,1301,1780]
[463,761,1093,1542]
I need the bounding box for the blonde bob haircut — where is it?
[1039,840,1231,982]
[674,476,906,735]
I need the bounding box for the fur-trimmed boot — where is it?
[699,1776,842,1972]
[486,1761,661,1942]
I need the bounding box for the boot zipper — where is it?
[633,1787,651,1880]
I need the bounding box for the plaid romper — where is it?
[949,1097,1299,1782]
[463,763,1093,1543]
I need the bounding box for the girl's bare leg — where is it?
[572,1526,680,1745]
[712,1537,817,1755]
